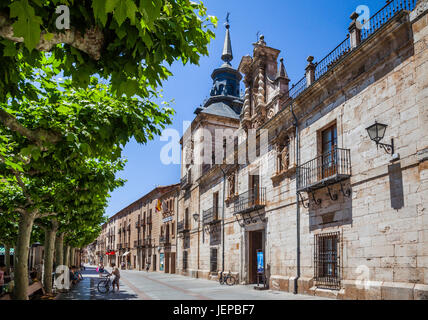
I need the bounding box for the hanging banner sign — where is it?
[163,216,173,223]
[257,250,264,273]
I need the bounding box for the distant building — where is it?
[94,184,179,272]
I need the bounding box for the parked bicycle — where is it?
[219,271,236,286]
[97,274,113,293]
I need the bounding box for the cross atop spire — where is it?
[221,13,233,65]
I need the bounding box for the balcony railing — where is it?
[297,148,351,192]
[233,188,266,215]
[177,220,190,233]
[288,0,416,101]
[143,238,152,247]
[203,207,221,225]
[361,0,416,41]
[159,235,170,245]
[181,171,191,189]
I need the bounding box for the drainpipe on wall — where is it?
[290,102,300,295]
[221,167,227,273]
[197,187,200,278]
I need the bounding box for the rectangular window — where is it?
[182,250,188,270]
[314,232,340,289]
[210,248,218,273]
[185,208,189,229]
[213,192,219,220]
[321,124,337,179]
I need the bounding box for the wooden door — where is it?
[249,175,260,206]
[321,124,337,179]
[170,252,176,274]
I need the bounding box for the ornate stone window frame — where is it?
[225,169,239,204]
[271,127,296,183]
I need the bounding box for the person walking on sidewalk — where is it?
[109,263,120,293]
[145,260,150,272]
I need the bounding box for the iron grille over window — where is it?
[210,248,218,273]
[314,232,340,289]
[182,250,188,270]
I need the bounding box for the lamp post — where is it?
[366,121,394,154]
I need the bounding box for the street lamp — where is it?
[192,213,199,221]
[366,121,394,154]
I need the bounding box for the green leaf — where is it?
[114,0,129,26]
[10,0,42,51]
[2,40,17,57]
[105,0,120,13]
[92,0,108,26]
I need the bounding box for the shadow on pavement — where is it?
[59,266,139,300]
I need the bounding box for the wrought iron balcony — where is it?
[296,148,351,193]
[181,171,191,189]
[143,238,152,247]
[159,235,170,245]
[134,239,143,248]
[203,207,221,225]
[233,188,266,215]
[177,220,190,233]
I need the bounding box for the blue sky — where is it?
[105,0,386,217]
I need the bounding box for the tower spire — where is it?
[221,13,233,65]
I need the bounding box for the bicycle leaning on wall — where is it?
[218,271,236,286]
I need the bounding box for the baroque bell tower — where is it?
[238,35,290,130]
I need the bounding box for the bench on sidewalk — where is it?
[0,293,11,300]
[0,282,45,300]
[27,281,45,297]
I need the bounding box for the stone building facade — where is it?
[94,184,179,272]
[176,0,428,300]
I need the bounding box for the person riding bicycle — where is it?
[108,263,120,293]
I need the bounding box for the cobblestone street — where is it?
[59,266,329,300]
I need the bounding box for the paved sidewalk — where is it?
[58,265,329,300]
[58,266,140,300]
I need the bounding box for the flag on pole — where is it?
[156,199,162,212]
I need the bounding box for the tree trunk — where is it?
[64,246,70,268]
[55,233,64,267]
[42,223,57,294]
[70,248,75,267]
[5,243,11,274]
[13,212,36,300]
